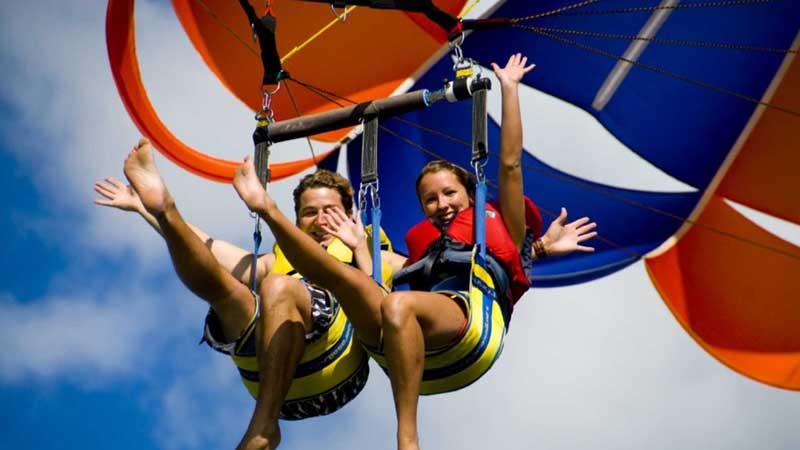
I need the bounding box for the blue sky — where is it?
[1,1,799,449]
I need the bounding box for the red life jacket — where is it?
[405,197,542,305]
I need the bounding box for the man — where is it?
[95,138,384,450]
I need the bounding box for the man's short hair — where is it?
[292,170,354,217]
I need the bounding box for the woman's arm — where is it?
[492,53,536,250]
[534,207,598,260]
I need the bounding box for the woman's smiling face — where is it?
[417,170,471,227]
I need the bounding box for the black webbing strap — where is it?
[237,0,287,85]
[471,88,487,163]
[460,18,514,31]
[297,0,459,33]
[361,117,379,184]
[253,121,271,186]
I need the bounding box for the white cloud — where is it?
[0,0,316,268]
[150,346,398,450]
[0,282,205,386]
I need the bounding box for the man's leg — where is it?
[123,139,254,340]
[124,140,311,450]
[236,274,314,450]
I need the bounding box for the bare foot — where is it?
[237,423,281,450]
[123,138,173,216]
[263,426,281,450]
[233,155,273,214]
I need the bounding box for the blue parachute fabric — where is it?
[316,146,341,173]
[466,0,800,189]
[348,0,800,287]
[348,96,699,287]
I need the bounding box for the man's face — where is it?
[296,187,347,246]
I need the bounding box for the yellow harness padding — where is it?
[231,227,393,419]
[269,224,394,289]
[367,248,507,395]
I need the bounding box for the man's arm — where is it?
[319,207,375,275]
[383,250,408,273]
[94,176,274,283]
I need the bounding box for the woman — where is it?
[233,53,596,449]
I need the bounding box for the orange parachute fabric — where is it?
[106,0,334,182]
[106,0,466,182]
[645,38,800,390]
[171,0,465,142]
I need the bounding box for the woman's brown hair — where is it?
[414,160,476,203]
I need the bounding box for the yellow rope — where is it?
[281,5,358,64]
[457,0,481,19]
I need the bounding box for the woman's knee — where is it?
[380,292,416,330]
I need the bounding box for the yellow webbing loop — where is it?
[458,0,481,19]
[281,5,359,64]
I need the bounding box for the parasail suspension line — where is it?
[359,116,383,284]
[282,6,358,63]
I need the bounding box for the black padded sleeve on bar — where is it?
[266,89,428,143]
[361,117,379,184]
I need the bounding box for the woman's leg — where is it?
[381,291,468,450]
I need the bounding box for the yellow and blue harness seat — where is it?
[202,231,391,421]
[368,248,508,395]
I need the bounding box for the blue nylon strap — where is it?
[251,218,263,293]
[370,207,382,284]
[474,180,487,259]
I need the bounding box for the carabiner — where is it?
[330,4,348,22]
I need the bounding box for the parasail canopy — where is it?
[107,0,800,390]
